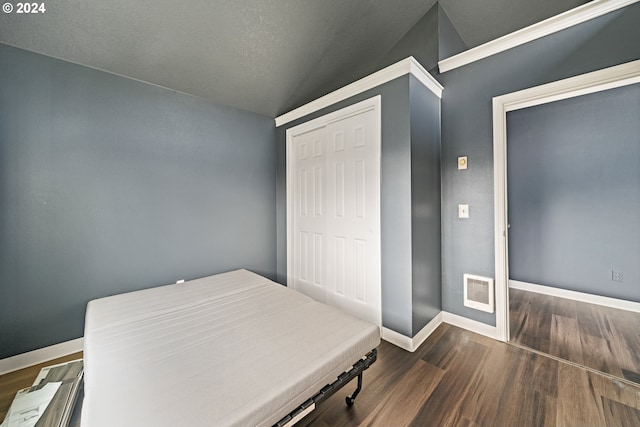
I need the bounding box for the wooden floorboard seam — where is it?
[510,288,640,386]
[507,341,640,389]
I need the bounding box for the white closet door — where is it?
[291,126,328,304]
[288,98,381,327]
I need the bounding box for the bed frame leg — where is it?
[275,349,377,426]
[345,373,363,407]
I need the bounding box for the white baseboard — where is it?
[382,310,501,350]
[509,280,640,314]
[441,312,499,340]
[382,312,443,352]
[0,338,84,376]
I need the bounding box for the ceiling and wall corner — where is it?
[438,5,468,60]
[371,2,470,77]
[0,0,591,118]
[375,3,441,74]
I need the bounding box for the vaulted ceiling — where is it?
[0,0,590,117]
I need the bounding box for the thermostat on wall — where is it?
[458,156,468,170]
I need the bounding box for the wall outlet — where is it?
[612,271,623,282]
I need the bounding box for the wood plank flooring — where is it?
[2,326,640,426]
[300,324,640,427]
[510,288,640,384]
[0,352,82,423]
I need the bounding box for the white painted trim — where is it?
[381,328,414,352]
[275,57,442,127]
[285,96,381,138]
[0,338,83,375]
[493,60,640,344]
[381,312,443,352]
[496,60,640,112]
[409,59,443,99]
[438,0,639,73]
[381,310,502,349]
[411,312,444,350]
[493,93,510,343]
[510,280,640,314]
[442,312,498,340]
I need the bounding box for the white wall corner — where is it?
[0,338,84,376]
[382,312,443,352]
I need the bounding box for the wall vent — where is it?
[463,274,494,313]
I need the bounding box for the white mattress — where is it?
[82,269,380,427]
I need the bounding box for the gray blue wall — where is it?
[507,84,640,302]
[438,3,640,324]
[276,75,442,337]
[0,44,276,359]
[438,5,468,61]
[378,3,440,73]
[376,3,468,75]
[410,76,442,335]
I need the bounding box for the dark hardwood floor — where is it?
[2,325,640,426]
[302,324,640,427]
[509,288,640,385]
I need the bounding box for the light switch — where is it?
[458,204,469,218]
[458,156,468,170]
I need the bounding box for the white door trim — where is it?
[286,96,382,326]
[492,59,640,342]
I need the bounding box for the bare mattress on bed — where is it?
[82,269,380,427]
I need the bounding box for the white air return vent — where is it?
[463,274,494,313]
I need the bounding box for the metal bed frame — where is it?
[274,348,378,427]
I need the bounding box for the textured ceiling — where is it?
[0,0,590,117]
